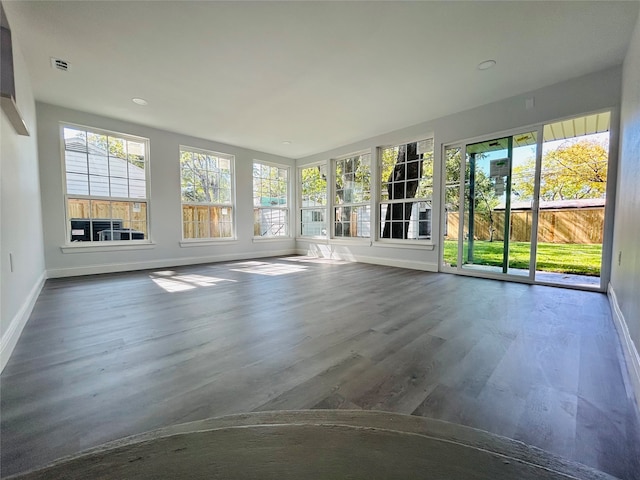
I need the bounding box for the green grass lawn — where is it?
[443,240,602,276]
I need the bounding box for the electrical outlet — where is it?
[618,251,622,266]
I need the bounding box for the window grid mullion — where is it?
[253,161,290,238]
[378,139,433,241]
[180,146,235,240]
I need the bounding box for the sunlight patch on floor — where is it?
[150,272,237,292]
[230,261,307,276]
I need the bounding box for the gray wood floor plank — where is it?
[1,256,638,479]
[514,385,578,461]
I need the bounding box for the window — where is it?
[63,125,149,243]
[299,164,327,237]
[180,147,234,239]
[380,138,434,240]
[253,162,289,237]
[333,152,371,238]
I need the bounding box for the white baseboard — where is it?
[46,249,297,278]
[608,283,640,410]
[1,271,47,373]
[294,247,438,272]
[355,255,438,272]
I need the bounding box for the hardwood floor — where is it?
[1,256,639,478]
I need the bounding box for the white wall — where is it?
[36,103,296,278]
[0,32,46,371]
[610,12,640,405]
[296,67,622,274]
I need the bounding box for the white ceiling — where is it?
[4,1,639,159]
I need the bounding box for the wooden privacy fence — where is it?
[446,207,604,244]
[183,205,233,239]
[67,198,148,235]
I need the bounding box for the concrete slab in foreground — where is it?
[7,410,617,480]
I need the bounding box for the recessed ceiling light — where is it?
[282,140,292,145]
[477,60,497,71]
[132,97,148,106]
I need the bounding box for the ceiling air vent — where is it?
[50,57,70,72]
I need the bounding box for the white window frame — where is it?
[298,162,329,239]
[378,137,434,244]
[252,160,291,239]
[179,145,236,242]
[61,123,151,247]
[331,151,372,239]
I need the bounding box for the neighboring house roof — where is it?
[495,198,605,211]
[64,137,146,197]
[65,139,109,155]
[65,138,144,177]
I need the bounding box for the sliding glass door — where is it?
[532,114,610,288]
[441,111,611,290]
[465,132,538,277]
[442,132,538,279]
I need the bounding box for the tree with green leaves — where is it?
[300,165,328,236]
[180,151,231,204]
[443,147,462,210]
[300,165,327,206]
[253,163,287,206]
[512,139,608,201]
[444,147,498,241]
[473,169,500,241]
[83,131,145,169]
[335,155,370,237]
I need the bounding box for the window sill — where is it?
[374,240,435,250]
[180,239,238,248]
[61,242,156,254]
